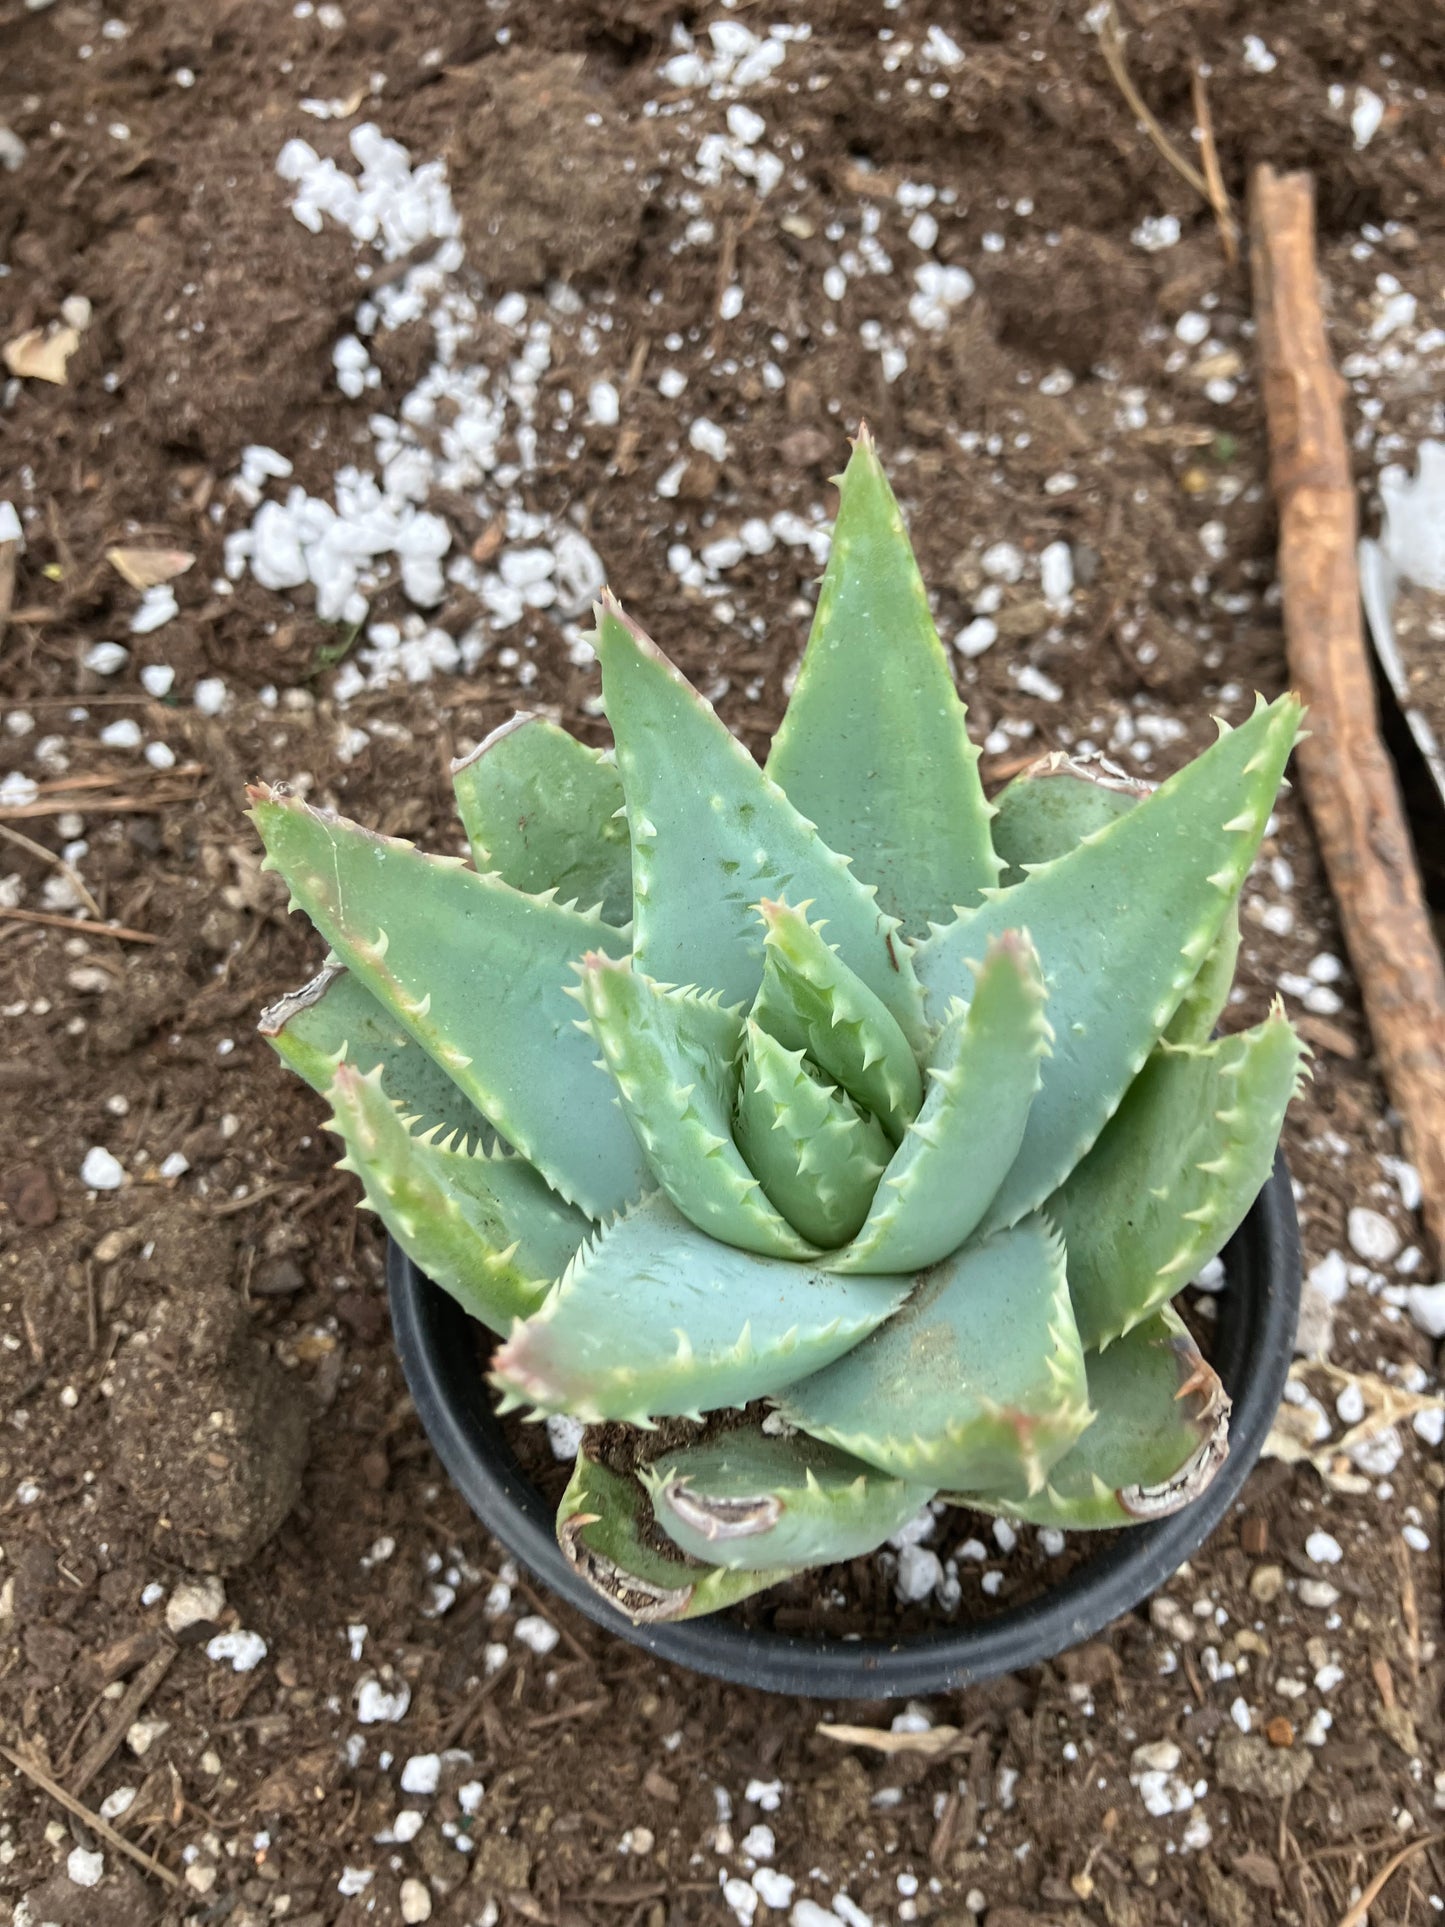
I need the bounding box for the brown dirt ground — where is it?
[2,2,1445,1925]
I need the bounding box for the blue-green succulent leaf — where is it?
[830,931,1050,1274]
[248,786,649,1219]
[641,1420,933,1572]
[558,1453,795,1623]
[781,1213,1091,1493]
[751,897,923,1142]
[325,1061,586,1325]
[594,594,928,1049]
[1054,1005,1307,1349]
[573,952,814,1258]
[490,1190,911,1424]
[260,959,495,1154]
[948,1308,1230,1529]
[733,1020,891,1250]
[451,713,632,925]
[915,694,1303,1229]
[765,426,1000,932]
[991,750,1241,1047]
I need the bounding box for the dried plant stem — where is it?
[1097,2,1209,200]
[0,1742,180,1889]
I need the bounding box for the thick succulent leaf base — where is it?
[558,1453,791,1623]
[780,1214,1092,1494]
[641,1420,934,1571]
[947,1309,1231,1529]
[490,1191,912,1424]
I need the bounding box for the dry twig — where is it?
[0,908,157,944]
[0,820,102,918]
[1250,165,1445,1266]
[1190,67,1239,263]
[0,1742,180,1889]
[1335,1831,1445,1927]
[1097,3,1208,198]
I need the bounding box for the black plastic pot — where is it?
[387,1153,1300,1699]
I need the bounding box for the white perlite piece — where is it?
[1347,1206,1401,1265]
[83,641,129,675]
[909,261,974,331]
[356,1678,412,1723]
[400,1877,433,1923]
[400,1753,441,1796]
[206,1629,268,1673]
[1129,1739,1196,1817]
[513,1615,560,1656]
[131,584,178,633]
[545,1412,586,1461]
[68,1846,105,1888]
[80,1146,125,1191]
[1405,1284,1445,1339]
[1305,1530,1342,1565]
[894,1543,943,1603]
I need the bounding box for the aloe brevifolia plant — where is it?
[250,428,1307,1626]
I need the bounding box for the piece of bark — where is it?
[1249,165,1445,1267]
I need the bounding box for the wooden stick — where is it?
[1335,1830,1445,1927]
[0,1742,180,1889]
[0,908,158,944]
[1249,165,1445,1267]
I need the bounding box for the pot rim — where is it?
[386,1152,1300,1698]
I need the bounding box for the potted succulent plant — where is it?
[251,430,1304,1696]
